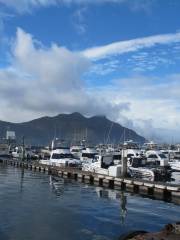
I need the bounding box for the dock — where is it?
[2,159,180,205]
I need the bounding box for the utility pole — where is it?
[121,144,127,178]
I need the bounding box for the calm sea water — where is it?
[0,165,180,240]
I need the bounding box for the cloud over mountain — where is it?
[0,28,129,123]
[1,27,180,142]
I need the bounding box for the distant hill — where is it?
[0,112,145,145]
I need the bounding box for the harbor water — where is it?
[0,165,180,240]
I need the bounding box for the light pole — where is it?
[121,144,127,178]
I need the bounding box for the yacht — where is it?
[122,140,142,159]
[70,145,84,159]
[143,141,159,150]
[80,147,98,164]
[145,150,169,167]
[40,147,81,167]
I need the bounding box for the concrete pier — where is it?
[77,173,84,182]
[102,177,114,188]
[94,176,100,186]
[84,175,91,183]
[63,172,68,178]
[114,178,123,190]
[2,159,180,205]
[124,179,134,192]
[171,191,180,205]
[154,184,166,200]
[139,185,149,195]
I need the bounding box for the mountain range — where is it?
[0,112,145,145]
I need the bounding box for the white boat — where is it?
[122,140,142,160]
[169,160,180,172]
[40,147,81,167]
[145,150,169,167]
[172,151,180,161]
[12,146,34,159]
[12,146,24,159]
[80,147,98,164]
[0,144,11,158]
[143,141,159,150]
[70,145,84,159]
[82,153,122,177]
[127,156,171,181]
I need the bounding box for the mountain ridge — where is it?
[0,112,146,145]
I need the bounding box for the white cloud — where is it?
[0,0,56,13]
[91,74,180,142]
[82,32,180,60]
[0,28,128,123]
[1,27,180,142]
[0,0,154,13]
[72,7,87,34]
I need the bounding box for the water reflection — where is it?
[120,192,127,224]
[0,166,180,240]
[19,168,24,193]
[96,187,121,200]
[49,175,65,196]
[95,187,128,224]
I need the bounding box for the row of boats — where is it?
[39,140,180,182]
[1,139,180,182]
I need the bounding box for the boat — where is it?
[143,141,159,150]
[70,145,85,159]
[40,147,81,167]
[145,150,169,167]
[11,146,34,160]
[127,156,171,181]
[168,159,180,172]
[0,143,11,159]
[122,140,142,160]
[12,146,24,159]
[40,138,81,167]
[82,153,122,177]
[80,147,98,164]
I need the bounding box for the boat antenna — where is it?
[54,124,57,140]
[123,128,126,143]
[106,121,114,145]
[86,128,88,142]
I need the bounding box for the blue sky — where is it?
[0,0,180,142]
